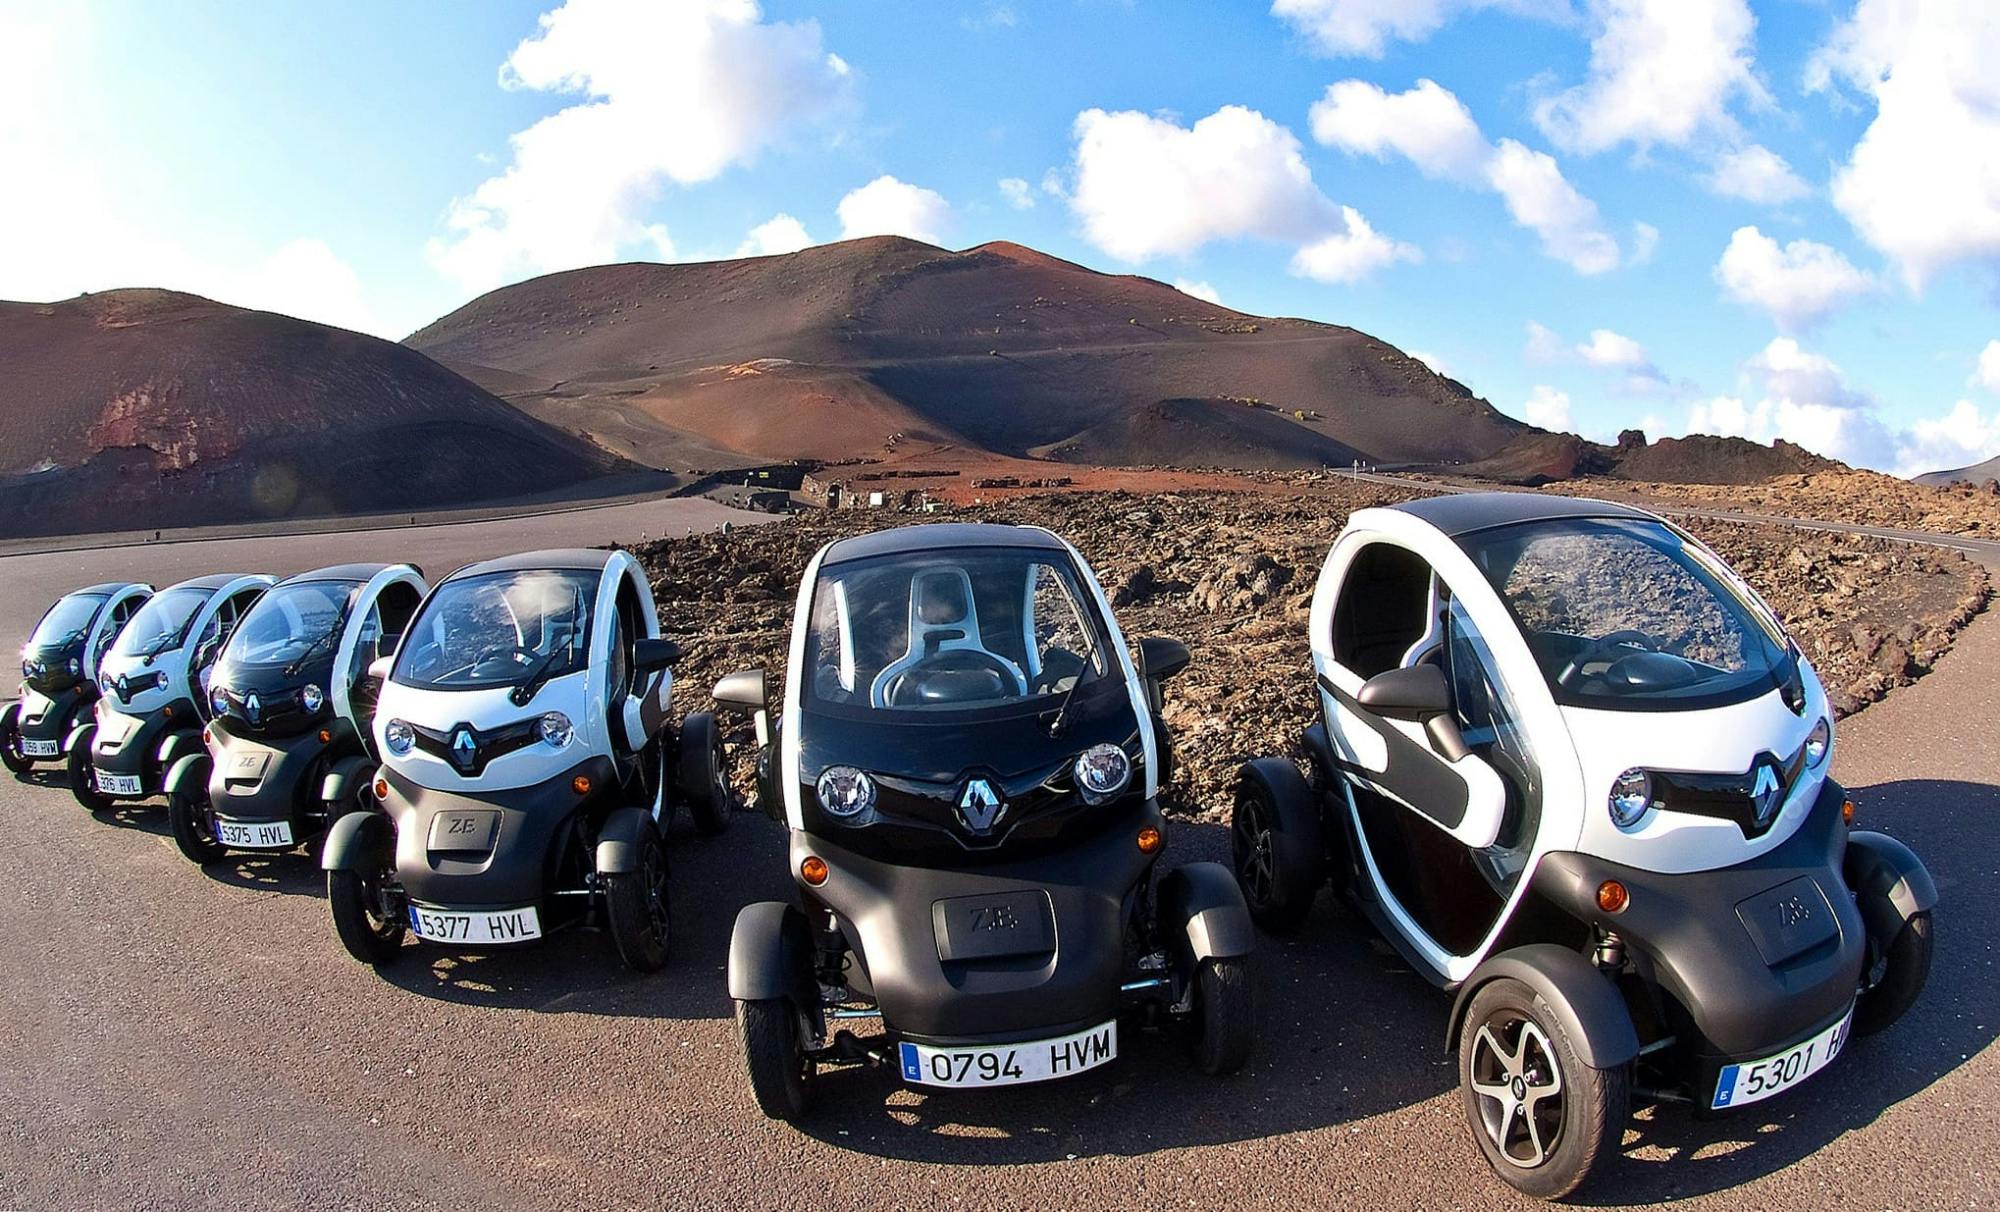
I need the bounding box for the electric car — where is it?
[70,574,275,813]
[321,549,730,974]
[165,564,428,866]
[1229,494,1935,1199]
[717,523,1253,1122]
[4,582,152,775]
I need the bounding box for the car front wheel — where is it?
[0,717,30,775]
[329,865,406,966]
[168,783,228,866]
[603,824,672,972]
[66,732,113,813]
[738,997,815,1121]
[1188,956,1254,1075]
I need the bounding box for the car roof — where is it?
[278,562,399,586]
[447,548,615,580]
[1387,492,1657,539]
[168,573,257,592]
[823,523,1067,566]
[73,581,141,597]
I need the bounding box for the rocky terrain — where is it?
[1565,468,2000,538]
[635,486,1988,822]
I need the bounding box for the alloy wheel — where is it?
[1469,1014,1566,1169]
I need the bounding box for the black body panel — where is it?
[1389,492,1652,539]
[92,704,198,783]
[1319,674,1471,831]
[205,720,353,828]
[379,756,617,909]
[17,684,91,744]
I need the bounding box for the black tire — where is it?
[1855,910,1933,1036]
[1230,758,1325,933]
[328,865,405,966]
[678,711,731,836]
[1189,956,1254,1075]
[604,824,672,973]
[0,718,30,775]
[168,781,228,866]
[66,730,114,813]
[738,997,815,1121]
[1458,977,1630,1201]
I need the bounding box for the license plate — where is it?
[214,818,295,849]
[408,904,542,944]
[1712,1006,1854,1109]
[95,771,142,796]
[899,1020,1117,1088]
[20,738,58,757]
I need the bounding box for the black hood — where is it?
[209,648,337,737]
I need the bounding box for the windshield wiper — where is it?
[283,624,344,678]
[1045,627,1102,739]
[510,648,565,707]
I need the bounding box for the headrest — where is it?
[914,570,970,626]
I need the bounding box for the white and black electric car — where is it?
[70,574,275,813]
[716,523,1253,1121]
[321,549,729,974]
[4,582,152,775]
[1230,494,1935,1199]
[166,564,428,866]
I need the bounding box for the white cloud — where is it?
[1522,384,1574,431]
[1533,0,1764,156]
[1173,279,1223,304]
[1899,400,2000,476]
[836,175,952,244]
[1714,225,1876,331]
[1289,206,1423,283]
[1810,0,2000,290]
[1525,321,1568,364]
[1308,79,1625,274]
[998,177,1035,210]
[1629,220,1660,265]
[1270,0,1569,58]
[1977,340,2000,394]
[426,0,852,292]
[1704,144,1810,205]
[1682,337,1896,468]
[1575,328,1647,368]
[736,213,813,257]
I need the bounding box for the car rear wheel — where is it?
[1459,977,1629,1201]
[1188,956,1254,1075]
[329,865,405,966]
[678,711,731,836]
[168,783,228,866]
[604,825,672,972]
[0,718,30,775]
[1230,758,1324,933]
[1856,910,1932,1036]
[738,997,815,1121]
[66,731,113,812]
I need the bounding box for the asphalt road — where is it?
[0,494,1993,1211]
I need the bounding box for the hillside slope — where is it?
[1916,455,2000,487]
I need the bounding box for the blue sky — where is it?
[5,0,2000,476]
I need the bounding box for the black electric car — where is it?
[717,523,1254,1120]
[4,582,151,775]
[165,564,428,866]
[322,549,730,974]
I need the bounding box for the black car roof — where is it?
[278,562,398,586]
[73,581,141,597]
[169,573,258,592]
[447,548,615,580]
[1388,492,1656,538]
[823,523,1067,566]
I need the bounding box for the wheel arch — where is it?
[1447,943,1639,1070]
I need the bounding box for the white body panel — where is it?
[328,565,429,734]
[97,575,275,718]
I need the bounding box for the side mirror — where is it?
[634,637,681,672]
[713,668,768,713]
[1355,664,1469,761]
[1138,636,1191,683]
[368,655,394,683]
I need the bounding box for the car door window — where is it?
[1446,596,1540,894]
[1330,543,1435,679]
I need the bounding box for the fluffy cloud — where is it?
[1533,0,1764,156]
[998,177,1035,209]
[836,175,952,244]
[1704,145,1810,205]
[1289,207,1423,283]
[1173,279,1223,304]
[1522,384,1574,431]
[1898,400,2000,476]
[1714,225,1877,331]
[1270,0,1568,58]
[1309,79,1625,274]
[1809,0,2000,289]
[1575,328,1647,368]
[427,0,852,292]
[1977,340,2000,394]
[736,213,813,257]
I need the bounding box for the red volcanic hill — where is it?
[405,236,1531,473]
[0,289,630,538]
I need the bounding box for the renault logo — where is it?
[115,675,130,701]
[1750,762,1784,826]
[452,727,478,770]
[244,693,262,725]
[957,778,1007,834]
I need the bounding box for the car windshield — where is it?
[393,569,595,690]
[1459,517,1792,709]
[108,586,213,659]
[802,547,1111,718]
[28,593,107,650]
[215,579,360,669]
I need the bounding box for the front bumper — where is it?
[91,706,198,790]
[378,757,614,908]
[798,799,1164,1042]
[18,685,89,753]
[1533,779,1865,1077]
[206,727,338,831]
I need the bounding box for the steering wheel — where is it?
[471,644,542,674]
[1556,629,1662,688]
[885,649,1022,706]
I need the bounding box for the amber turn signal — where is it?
[1596,880,1630,914]
[1136,825,1163,855]
[1842,799,1856,825]
[572,775,593,796]
[318,728,333,744]
[162,705,174,719]
[201,727,212,746]
[372,777,389,801]
[800,855,829,886]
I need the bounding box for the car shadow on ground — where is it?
[375,807,780,1021]
[201,848,326,896]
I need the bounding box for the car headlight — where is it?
[1608,768,1652,830]
[153,671,170,690]
[66,657,81,676]
[1075,743,1132,804]
[20,658,34,679]
[1804,717,1831,767]
[300,683,325,713]
[537,711,573,748]
[209,687,229,717]
[383,718,415,756]
[816,765,875,818]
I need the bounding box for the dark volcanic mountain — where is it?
[1915,455,2000,487]
[406,236,1529,473]
[0,289,628,538]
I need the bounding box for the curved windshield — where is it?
[28,593,107,651]
[1459,517,1791,709]
[393,569,595,690]
[215,580,360,671]
[109,586,213,660]
[803,548,1111,718]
